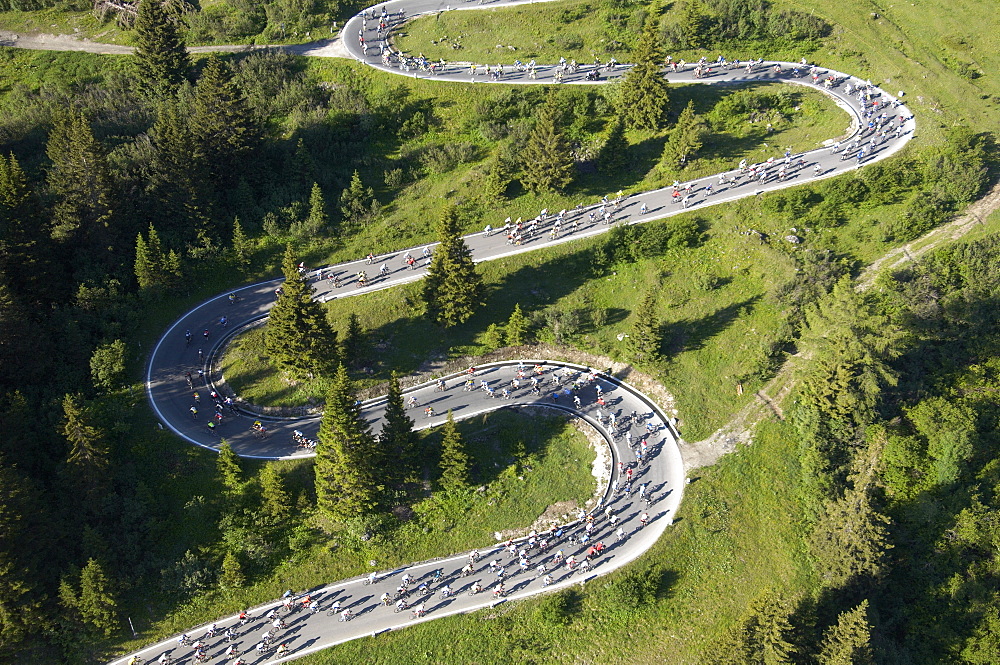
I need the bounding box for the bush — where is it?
[416,142,481,174]
[534,589,579,625]
[551,32,585,50]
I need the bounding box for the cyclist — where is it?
[128,657,143,665]
[470,581,482,595]
[542,574,553,587]
[493,583,505,598]
[381,592,391,606]
[340,608,353,622]
[395,598,408,612]
[366,571,378,585]
[329,600,341,615]
[440,584,452,598]
[401,573,412,586]
[275,644,289,657]
[411,603,426,618]
[224,644,239,658]
[157,654,173,664]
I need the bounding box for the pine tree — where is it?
[219,551,246,590]
[438,411,470,492]
[0,464,42,650]
[628,290,660,363]
[680,0,712,49]
[77,559,118,636]
[264,245,339,378]
[148,98,210,244]
[133,0,190,97]
[520,102,574,194]
[0,153,47,300]
[46,110,115,267]
[339,170,379,228]
[421,205,485,327]
[315,365,381,520]
[703,592,797,665]
[305,182,329,235]
[505,304,530,346]
[134,232,154,290]
[598,115,628,174]
[62,394,109,506]
[189,55,259,190]
[818,600,874,665]
[660,100,706,171]
[231,217,252,275]
[259,464,290,525]
[379,373,417,486]
[618,13,671,130]
[134,223,179,293]
[342,312,367,366]
[216,441,243,491]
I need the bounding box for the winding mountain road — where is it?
[96,2,918,662]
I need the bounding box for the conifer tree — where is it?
[190,55,259,189]
[305,182,329,235]
[598,115,628,174]
[89,339,126,392]
[628,290,660,363]
[0,153,47,300]
[219,551,245,590]
[259,464,290,524]
[505,304,530,346]
[78,559,118,636]
[315,365,381,520]
[818,600,874,665]
[62,394,109,506]
[148,99,210,243]
[46,110,115,263]
[660,100,706,171]
[134,232,154,290]
[0,464,43,650]
[438,411,470,492]
[379,373,417,486]
[134,223,180,293]
[618,13,671,130]
[339,170,378,228]
[520,102,574,194]
[216,441,243,491]
[703,592,797,665]
[264,245,339,378]
[421,205,484,327]
[342,312,367,366]
[231,217,252,275]
[133,0,190,97]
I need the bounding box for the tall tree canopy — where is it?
[133,0,190,97]
[421,205,484,327]
[520,101,574,194]
[618,12,671,130]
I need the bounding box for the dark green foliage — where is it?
[190,55,260,191]
[315,366,381,520]
[597,115,628,174]
[505,304,530,346]
[133,0,190,97]
[264,245,339,379]
[702,591,797,665]
[593,217,701,273]
[61,394,109,507]
[663,0,831,49]
[628,290,660,363]
[216,441,243,490]
[134,224,182,293]
[660,100,706,171]
[339,170,379,229]
[520,101,575,194]
[230,217,252,274]
[438,411,471,492]
[422,205,484,327]
[89,339,126,392]
[618,13,670,130]
[342,312,368,366]
[379,373,417,487]
[77,559,118,636]
[818,600,874,665]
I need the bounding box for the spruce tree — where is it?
[190,55,259,190]
[315,365,381,520]
[78,559,118,636]
[133,0,190,97]
[219,551,246,590]
[46,110,115,267]
[304,182,329,235]
[0,153,46,298]
[231,217,252,275]
[134,232,154,290]
[342,312,367,366]
[660,100,706,171]
[421,205,484,327]
[628,290,661,363]
[62,394,109,506]
[438,411,470,492]
[339,170,378,228]
[520,102,574,194]
[89,339,126,392]
[598,115,628,174]
[264,245,339,379]
[818,600,874,665]
[259,464,290,525]
[216,441,243,491]
[379,373,417,486]
[618,13,671,130]
[148,98,210,244]
[505,304,530,346]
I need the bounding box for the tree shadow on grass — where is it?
[659,295,761,356]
